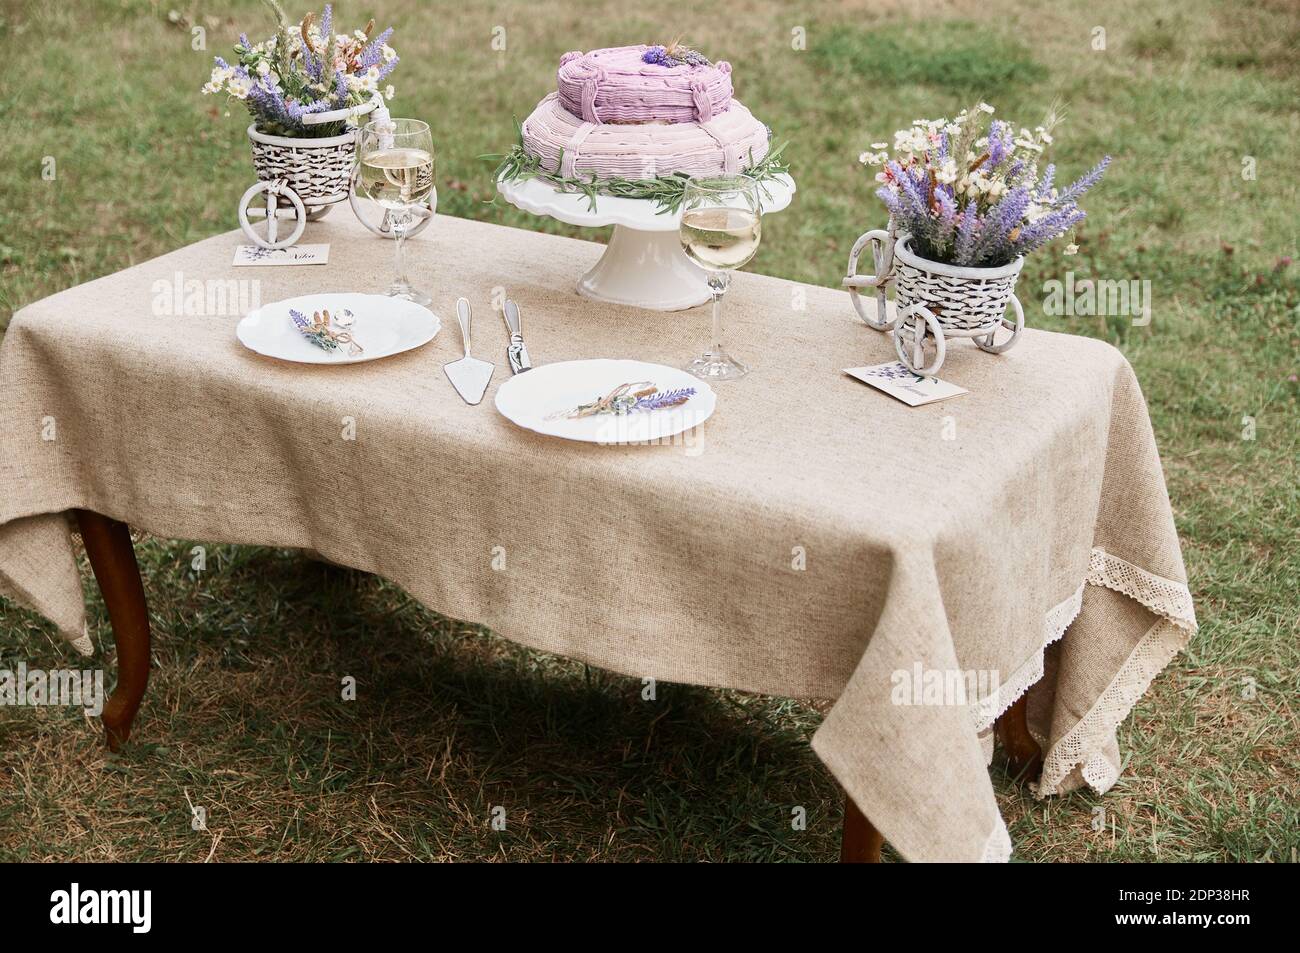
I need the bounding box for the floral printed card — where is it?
[232,244,330,267]
[844,362,968,406]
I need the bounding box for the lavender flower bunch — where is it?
[642,39,711,67]
[289,308,338,351]
[203,1,399,138]
[862,105,1110,268]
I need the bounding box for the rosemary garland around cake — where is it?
[492,128,788,214]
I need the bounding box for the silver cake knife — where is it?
[444,298,495,405]
[503,299,532,374]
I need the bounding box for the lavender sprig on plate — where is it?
[290,308,339,351]
[545,382,698,420]
[290,307,362,355]
[633,387,696,411]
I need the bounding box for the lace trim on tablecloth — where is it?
[972,583,1085,734]
[1085,548,1198,634]
[973,549,1196,795]
[981,814,1013,863]
[71,621,94,657]
[1032,549,1197,797]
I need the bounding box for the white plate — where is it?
[494,359,716,444]
[236,293,440,364]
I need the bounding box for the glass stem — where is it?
[708,271,729,355]
[391,208,410,289]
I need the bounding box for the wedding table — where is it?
[0,213,1196,862]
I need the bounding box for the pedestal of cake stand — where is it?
[496,174,796,312]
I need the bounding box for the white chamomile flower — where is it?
[356,66,381,93]
[978,102,995,114]
[382,44,397,62]
[203,68,227,94]
[384,84,395,100]
[896,127,929,154]
[871,142,888,150]
[1064,243,1079,255]
[935,157,959,184]
[256,60,271,76]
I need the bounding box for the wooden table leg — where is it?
[74,510,151,751]
[995,694,1042,783]
[840,794,883,862]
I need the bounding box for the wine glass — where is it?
[678,174,762,380]
[358,118,435,306]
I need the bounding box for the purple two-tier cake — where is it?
[520,44,771,179]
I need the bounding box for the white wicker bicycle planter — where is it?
[236,95,433,249]
[843,223,1025,375]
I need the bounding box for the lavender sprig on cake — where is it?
[642,41,712,68]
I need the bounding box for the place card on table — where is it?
[844,362,968,407]
[232,244,330,267]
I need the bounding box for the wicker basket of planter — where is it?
[844,223,1025,375]
[235,96,384,249]
[248,125,357,204]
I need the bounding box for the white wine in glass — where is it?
[359,118,435,307]
[679,175,762,380]
[680,207,762,271]
[358,147,434,208]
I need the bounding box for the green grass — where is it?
[811,20,1047,92]
[1,0,1297,861]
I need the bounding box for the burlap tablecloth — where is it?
[0,213,1196,861]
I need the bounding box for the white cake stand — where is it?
[496,173,796,311]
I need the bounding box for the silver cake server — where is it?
[444,297,495,405]
[503,298,532,374]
